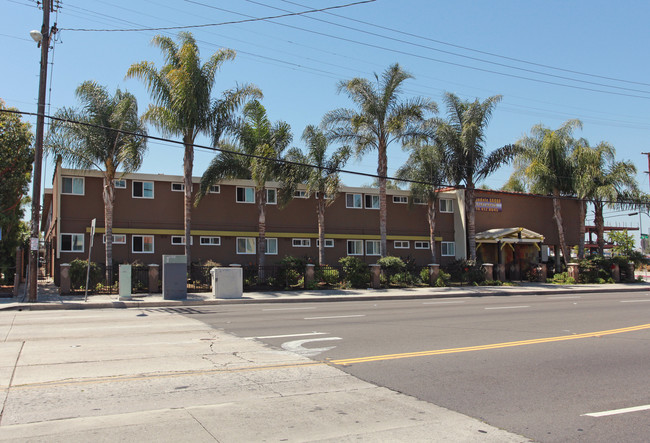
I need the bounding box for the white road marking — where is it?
[244,332,327,340]
[422,301,467,305]
[281,337,342,357]
[262,307,317,311]
[546,296,581,300]
[582,404,650,417]
[620,299,650,303]
[304,315,366,320]
[484,305,530,310]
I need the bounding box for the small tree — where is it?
[608,230,635,257]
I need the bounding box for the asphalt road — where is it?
[188,291,650,443]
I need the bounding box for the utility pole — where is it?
[28,0,55,302]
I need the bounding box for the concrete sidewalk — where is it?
[2,278,650,311]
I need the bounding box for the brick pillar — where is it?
[497,264,506,282]
[537,263,547,282]
[305,264,315,287]
[482,263,494,281]
[13,272,20,297]
[567,263,580,282]
[428,264,440,286]
[627,262,635,282]
[60,263,71,295]
[148,264,160,294]
[610,263,620,282]
[369,264,381,289]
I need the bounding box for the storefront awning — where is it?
[475,227,545,244]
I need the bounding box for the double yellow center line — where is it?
[329,323,650,366]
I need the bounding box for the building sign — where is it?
[476,197,502,212]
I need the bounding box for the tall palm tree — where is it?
[197,100,292,268]
[126,32,261,267]
[396,142,449,263]
[323,63,436,257]
[45,81,147,282]
[285,125,350,265]
[436,92,518,261]
[573,141,640,256]
[513,119,582,270]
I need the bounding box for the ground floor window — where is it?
[200,236,221,246]
[265,238,278,255]
[132,235,154,253]
[316,239,334,248]
[237,237,255,254]
[366,240,381,256]
[171,235,193,245]
[347,240,363,255]
[61,233,84,252]
[292,238,311,247]
[394,240,409,249]
[103,234,126,244]
[415,241,430,249]
[441,242,455,256]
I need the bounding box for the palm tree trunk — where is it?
[577,199,586,259]
[183,136,194,270]
[256,188,267,270]
[317,196,326,265]
[552,188,570,271]
[378,142,388,257]
[102,176,115,286]
[466,185,477,261]
[594,201,605,255]
[427,198,437,264]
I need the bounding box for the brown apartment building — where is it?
[42,164,581,284]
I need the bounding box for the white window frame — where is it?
[132,181,154,199]
[209,185,220,194]
[171,235,193,245]
[346,193,362,209]
[294,190,308,198]
[236,237,256,254]
[366,240,381,256]
[347,239,363,256]
[266,188,277,205]
[365,194,380,209]
[236,186,255,203]
[171,182,184,192]
[292,238,311,248]
[60,233,84,252]
[102,234,126,244]
[114,179,126,189]
[415,241,430,249]
[393,195,408,204]
[440,198,454,213]
[132,235,154,253]
[441,241,456,256]
[316,239,335,248]
[265,238,278,255]
[315,192,333,200]
[394,240,410,249]
[61,177,84,195]
[200,236,221,246]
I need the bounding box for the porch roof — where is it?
[475,227,544,244]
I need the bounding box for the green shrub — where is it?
[315,266,340,286]
[278,256,305,288]
[481,280,503,286]
[549,272,575,285]
[69,258,103,289]
[434,270,451,287]
[443,259,485,284]
[419,267,430,284]
[339,256,370,288]
[390,272,413,287]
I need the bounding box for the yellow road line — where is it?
[329,323,650,366]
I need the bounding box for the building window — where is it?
[267,188,277,205]
[102,234,126,244]
[393,196,408,204]
[171,236,192,245]
[292,238,311,247]
[132,235,154,253]
[413,197,426,205]
[415,241,430,249]
[237,237,256,254]
[365,194,380,209]
[114,179,126,189]
[171,182,184,192]
[394,240,409,249]
[441,241,456,256]
[236,187,255,203]
[366,240,381,256]
[61,233,84,252]
[346,193,362,208]
[133,181,154,198]
[200,236,221,246]
[316,239,335,248]
[265,238,278,255]
[440,198,453,213]
[209,185,220,194]
[347,240,363,255]
[315,192,332,200]
[62,177,84,195]
[294,190,308,198]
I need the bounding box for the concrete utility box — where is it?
[162,255,187,300]
[119,264,132,301]
[211,267,243,299]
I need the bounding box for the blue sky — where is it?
[3,0,650,234]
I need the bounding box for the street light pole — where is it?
[28,0,52,302]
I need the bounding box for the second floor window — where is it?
[62,177,84,195]
[171,183,184,192]
[365,195,380,209]
[346,193,362,208]
[440,198,454,213]
[236,187,255,203]
[133,181,154,198]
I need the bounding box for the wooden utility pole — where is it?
[28,0,54,302]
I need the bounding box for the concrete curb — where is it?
[2,283,649,311]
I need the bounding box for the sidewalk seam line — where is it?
[0,340,25,426]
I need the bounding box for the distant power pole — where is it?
[642,152,650,192]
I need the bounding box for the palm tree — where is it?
[126,32,261,267]
[285,125,350,265]
[323,63,436,257]
[513,119,582,270]
[396,142,449,263]
[46,81,147,283]
[573,141,640,256]
[197,100,292,268]
[436,92,518,261]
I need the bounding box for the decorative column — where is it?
[60,263,71,295]
[369,264,381,289]
[626,262,635,282]
[428,264,440,286]
[537,263,547,282]
[305,264,315,288]
[148,264,160,293]
[482,263,494,281]
[567,263,580,282]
